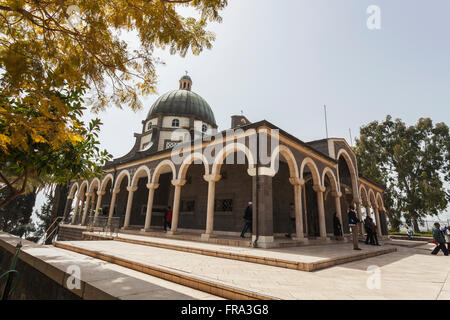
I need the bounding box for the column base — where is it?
[251,235,275,248]
[201,233,213,240]
[121,226,132,231]
[292,236,309,244]
[140,228,152,233]
[166,231,177,236]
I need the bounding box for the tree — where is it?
[0,0,227,111]
[33,191,54,242]
[355,116,450,232]
[0,187,37,238]
[0,86,111,208]
[0,0,227,208]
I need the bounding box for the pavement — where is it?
[54,238,450,300]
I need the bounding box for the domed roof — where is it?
[146,77,216,126]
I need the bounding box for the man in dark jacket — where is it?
[240,202,253,238]
[348,204,361,250]
[431,222,449,256]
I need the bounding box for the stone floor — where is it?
[55,238,450,300]
[82,231,396,271]
[0,232,221,300]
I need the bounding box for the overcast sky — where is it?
[33,0,450,222]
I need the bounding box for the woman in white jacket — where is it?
[444,226,450,252]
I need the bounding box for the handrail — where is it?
[39,217,63,244]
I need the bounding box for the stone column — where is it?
[123,186,138,229]
[252,174,274,248]
[313,185,327,239]
[289,177,305,240]
[62,197,72,221]
[356,201,364,236]
[202,175,222,239]
[142,183,159,232]
[332,191,343,235]
[95,190,106,217]
[168,179,186,235]
[107,188,120,225]
[374,205,382,237]
[81,193,92,226]
[71,197,81,224]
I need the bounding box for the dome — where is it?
[146,83,217,127]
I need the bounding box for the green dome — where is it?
[146,90,217,126]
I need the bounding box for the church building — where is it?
[61,74,389,248]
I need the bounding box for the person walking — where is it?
[164,206,172,232]
[333,212,343,239]
[364,216,374,245]
[442,226,450,252]
[240,202,253,238]
[370,218,380,245]
[285,203,296,238]
[431,222,449,256]
[348,204,361,250]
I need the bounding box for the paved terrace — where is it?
[55,238,450,300]
[81,231,397,271]
[0,232,221,300]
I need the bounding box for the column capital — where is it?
[289,177,305,186]
[203,174,222,183]
[331,191,342,198]
[171,179,187,187]
[86,192,93,197]
[112,188,121,194]
[146,183,160,190]
[97,190,106,196]
[127,186,138,192]
[312,185,326,193]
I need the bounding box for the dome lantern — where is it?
[179,72,192,91]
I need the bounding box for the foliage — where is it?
[0,187,36,238]
[33,191,54,240]
[0,85,111,208]
[0,0,227,111]
[355,116,450,232]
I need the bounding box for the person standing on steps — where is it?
[240,202,253,238]
[348,204,361,250]
[431,222,449,256]
[164,206,172,232]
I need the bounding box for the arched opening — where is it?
[300,159,322,238]
[212,145,254,235]
[128,167,151,228]
[113,171,130,227]
[322,169,340,236]
[271,147,298,237]
[151,161,176,230]
[337,155,354,234]
[177,156,209,232]
[74,181,88,225]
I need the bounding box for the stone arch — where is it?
[368,189,377,208]
[88,178,101,193]
[113,170,131,190]
[100,174,114,192]
[68,183,79,199]
[321,167,339,192]
[360,185,369,206]
[77,181,89,198]
[376,192,385,211]
[178,153,210,180]
[299,157,321,186]
[131,165,152,187]
[270,144,299,178]
[336,149,359,200]
[152,159,177,183]
[211,142,256,176]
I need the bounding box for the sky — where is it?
[32,0,450,222]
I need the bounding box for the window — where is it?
[147,122,152,131]
[214,199,233,212]
[181,200,195,212]
[172,119,180,127]
[165,140,180,149]
[202,124,207,133]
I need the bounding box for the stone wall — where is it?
[58,225,86,241]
